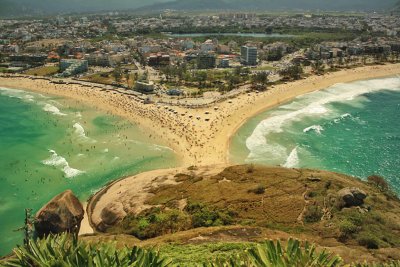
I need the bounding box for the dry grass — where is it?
[87,165,400,264]
[24,65,59,76]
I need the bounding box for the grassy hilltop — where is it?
[82,165,400,265]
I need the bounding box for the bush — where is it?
[120,208,191,239]
[303,205,323,223]
[246,164,255,173]
[339,220,359,239]
[357,232,380,249]
[248,184,266,194]
[367,175,389,192]
[185,202,236,228]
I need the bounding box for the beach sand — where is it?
[1,64,399,168]
[2,63,400,236]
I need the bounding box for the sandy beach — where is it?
[1,63,400,168]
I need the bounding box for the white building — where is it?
[241,46,258,66]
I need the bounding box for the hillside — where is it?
[85,165,400,265]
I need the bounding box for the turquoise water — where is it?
[230,77,400,193]
[0,87,177,256]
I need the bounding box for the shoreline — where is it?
[224,68,400,162]
[1,63,400,169]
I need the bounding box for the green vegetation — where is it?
[158,242,253,266]
[338,209,400,249]
[2,235,346,267]
[1,233,171,267]
[24,65,59,76]
[160,65,251,94]
[279,64,303,80]
[303,205,323,223]
[111,202,237,239]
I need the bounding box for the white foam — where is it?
[43,104,66,116]
[23,95,34,102]
[282,147,299,168]
[103,148,109,153]
[42,150,84,178]
[303,125,324,134]
[73,123,96,143]
[333,113,352,123]
[245,77,400,163]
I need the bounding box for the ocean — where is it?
[0,87,177,256]
[230,76,400,194]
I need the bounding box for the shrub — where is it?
[120,208,191,239]
[246,164,255,173]
[367,175,389,192]
[303,205,323,223]
[357,233,380,249]
[248,184,266,194]
[185,202,236,228]
[339,220,359,239]
[325,180,332,190]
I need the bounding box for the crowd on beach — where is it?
[1,64,399,166]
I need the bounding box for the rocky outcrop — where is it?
[35,190,84,237]
[97,202,126,232]
[337,187,367,208]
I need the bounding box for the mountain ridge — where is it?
[0,0,398,18]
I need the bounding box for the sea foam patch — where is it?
[43,103,66,116]
[42,150,85,178]
[73,123,96,143]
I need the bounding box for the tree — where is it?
[279,64,303,80]
[195,71,207,88]
[112,65,122,83]
[251,72,269,91]
[311,59,325,74]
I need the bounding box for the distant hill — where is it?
[135,0,399,13]
[0,0,167,18]
[0,0,398,18]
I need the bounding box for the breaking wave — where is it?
[43,104,66,116]
[245,77,400,164]
[73,123,96,143]
[282,147,299,168]
[42,150,85,178]
[303,125,324,134]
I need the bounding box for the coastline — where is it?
[1,63,400,168]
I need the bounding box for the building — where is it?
[147,53,170,67]
[200,40,215,52]
[241,46,258,66]
[10,54,47,66]
[134,81,155,94]
[197,53,216,69]
[58,59,88,77]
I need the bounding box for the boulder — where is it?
[35,190,84,237]
[97,202,126,231]
[337,187,367,208]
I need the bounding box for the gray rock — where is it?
[337,187,367,208]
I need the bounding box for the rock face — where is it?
[35,190,84,237]
[97,202,126,232]
[337,187,367,208]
